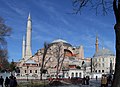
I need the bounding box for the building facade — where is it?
[91,36,115,74]
[16,14,86,79]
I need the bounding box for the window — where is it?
[102,58,104,62]
[71,72,74,77]
[25,70,26,73]
[30,70,32,73]
[102,63,104,67]
[95,70,97,73]
[66,72,68,77]
[76,72,78,77]
[99,70,101,73]
[35,70,37,73]
[79,73,81,78]
[99,64,101,67]
[99,58,101,62]
[96,58,97,62]
[102,70,104,73]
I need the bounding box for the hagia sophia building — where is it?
[15,14,116,79]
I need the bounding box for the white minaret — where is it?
[25,13,32,59]
[22,36,25,59]
[95,35,99,53]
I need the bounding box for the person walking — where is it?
[101,75,107,87]
[13,77,17,87]
[82,77,86,85]
[5,77,10,87]
[0,76,4,87]
[96,76,98,81]
[86,76,90,85]
[9,76,14,87]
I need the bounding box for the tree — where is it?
[53,42,65,79]
[9,59,16,71]
[40,42,50,80]
[72,0,120,86]
[40,41,68,80]
[0,17,11,70]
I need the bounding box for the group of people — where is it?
[101,74,112,87]
[82,76,90,85]
[0,75,17,87]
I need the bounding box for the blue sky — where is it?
[0,0,116,62]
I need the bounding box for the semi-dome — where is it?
[93,48,115,57]
[51,39,72,46]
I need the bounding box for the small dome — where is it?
[25,59,36,64]
[93,48,115,57]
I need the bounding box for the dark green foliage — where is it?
[9,61,16,71]
[76,66,81,69]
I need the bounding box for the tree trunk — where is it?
[112,23,120,87]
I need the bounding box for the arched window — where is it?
[35,70,37,73]
[79,73,81,78]
[25,70,26,73]
[76,72,78,77]
[30,70,32,73]
[71,72,74,77]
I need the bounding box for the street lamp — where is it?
[27,66,29,81]
[37,50,41,80]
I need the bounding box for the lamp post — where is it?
[27,66,29,81]
[37,50,41,80]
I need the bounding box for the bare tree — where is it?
[0,17,11,70]
[51,42,65,79]
[39,41,67,81]
[40,42,50,80]
[72,0,120,86]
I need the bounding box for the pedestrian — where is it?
[5,77,10,87]
[96,76,98,81]
[101,75,107,87]
[9,76,14,87]
[82,77,86,85]
[108,75,112,84]
[13,77,17,87]
[104,75,108,87]
[86,76,90,85]
[0,76,4,87]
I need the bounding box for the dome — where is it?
[51,39,72,46]
[93,48,115,57]
[52,39,68,43]
[25,59,36,64]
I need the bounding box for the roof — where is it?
[93,48,115,57]
[25,59,37,64]
[52,39,68,43]
[51,39,72,46]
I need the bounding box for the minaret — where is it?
[95,35,99,53]
[22,36,25,59]
[25,13,32,59]
[79,45,84,59]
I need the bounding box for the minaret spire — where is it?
[28,13,31,20]
[95,34,99,53]
[22,36,25,59]
[25,13,32,59]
